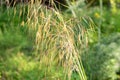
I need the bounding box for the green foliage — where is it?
[87,7,120,36]
[81,5,120,80]
[82,33,120,80]
[85,0,110,7]
[0,7,33,57]
[0,53,66,80]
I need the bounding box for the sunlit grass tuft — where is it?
[0,1,95,80]
[24,1,94,80]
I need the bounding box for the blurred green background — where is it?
[0,0,120,80]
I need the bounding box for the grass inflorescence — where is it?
[0,0,95,80]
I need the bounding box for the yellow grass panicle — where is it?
[24,1,94,80]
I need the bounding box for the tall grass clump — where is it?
[25,0,94,80]
[0,0,95,80]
